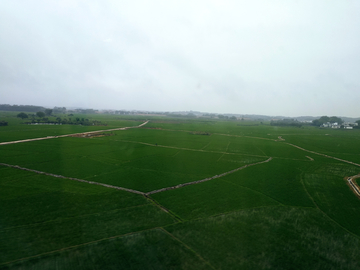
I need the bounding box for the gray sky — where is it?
[1,0,359,117]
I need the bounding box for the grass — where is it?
[301,162,360,237]
[0,136,268,192]
[151,158,315,220]
[1,229,211,270]
[166,206,360,270]
[0,168,176,264]
[1,114,360,269]
[283,130,360,164]
[0,111,145,143]
[151,177,280,220]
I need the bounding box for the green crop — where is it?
[1,114,360,269]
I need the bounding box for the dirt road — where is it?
[285,142,360,167]
[0,157,273,196]
[0,162,144,195]
[146,157,273,195]
[0,121,149,146]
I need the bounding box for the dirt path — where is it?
[276,135,359,166]
[0,162,144,195]
[217,142,231,161]
[0,121,149,146]
[141,127,278,141]
[146,157,272,195]
[0,157,273,197]
[214,133,276,141]
[109,139,269,159]
[285,142,360,167]
[346,174,360,198]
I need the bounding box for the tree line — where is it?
[17,112,106,126]
[312,116,344,126]
[0,104,46,112]
[270,119,303,127]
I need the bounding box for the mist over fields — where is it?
[1,1,360,269]
[1,112,360,269]
[1,1,360,117]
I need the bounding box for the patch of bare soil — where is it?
[189,131,211,136]
[70,132,114,138]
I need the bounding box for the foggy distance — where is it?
[1,0,359,117]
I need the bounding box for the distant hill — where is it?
[0,104,46,112]
[2,103,359,122]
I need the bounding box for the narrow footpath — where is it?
[285,142,360,167]
[0,158,273,196]
[146,157,273,195]
[347,174,360,198]
[0,162,144,195]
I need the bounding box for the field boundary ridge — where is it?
[285,142,360,167]
[346,174,360,198]
[0,120,149,145]
[146,157,273,195]
[0,163,144,195]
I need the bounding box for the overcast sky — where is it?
[1,0,359,117]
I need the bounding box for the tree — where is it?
[355,120,360,128]
[17,112,28,119]
[312,116,343,126]
[329,116,343,124]
[53,107,66,114]
[45,109,53,116]
[36,111,45,118]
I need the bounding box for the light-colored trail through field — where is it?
[146,157,273,195]
[285,142,360,167]
[0,162,145,195]
[347,174,360,198]
[103,138,309,161]
[0,158,273,196]
[111,139,270,159]
[273,135,360,166]
[214,133,276,141]
[0,121,149,146]
[140,127,277,141]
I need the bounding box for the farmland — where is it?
[1,112,360,269]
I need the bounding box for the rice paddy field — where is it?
[1,112,360,269]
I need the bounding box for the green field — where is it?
[1,112,360,269]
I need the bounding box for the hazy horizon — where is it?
[4,103,360,120]
[1,1,360,117]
